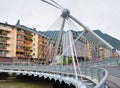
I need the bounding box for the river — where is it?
[0,80,53,88]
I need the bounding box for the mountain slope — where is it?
[94,30,120,49]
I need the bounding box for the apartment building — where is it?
[0,21,51,63]
[0,23,16,62]
[62,30,88,61]
[62,30,111,61]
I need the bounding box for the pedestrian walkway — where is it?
[103,66,120,88]
[106,75,120,88]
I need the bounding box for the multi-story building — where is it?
[0,21,51,63]
[62,30,87,61]
[0,23,15,62]
[0,21,114,63]
[62,30,112,61]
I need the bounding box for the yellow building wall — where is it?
[32,33,38,58]
[0,25,16,58]
[86,41,93,60]
[12,27,17,57]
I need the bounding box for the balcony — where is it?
[0,54,7,57]
[25,34,33,38]
[0,41,10,45]
[17,31,25,35]
[16,54,24,58]
[25,39,33,44]
[25,37,33,41]
[24,43,32,47]
[0,50,11,57]
[17,37,25,41]
[0,37,9,44]
[0,27,12,32]
[0,35,10,38]
[0,44,10,51]
[17,43,25,46]
[24,47,32,52]
[16,48,24,52]
[25,41,32,45]
[38,43,48,46]
[0,48,9,51]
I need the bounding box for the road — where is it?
[103,66,120,88]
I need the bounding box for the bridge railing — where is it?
[79,66,108,88]
[0,62,108,88]
[80,58,120,66]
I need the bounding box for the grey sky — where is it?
[0,0,120,40]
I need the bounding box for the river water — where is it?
[0,80,53,88]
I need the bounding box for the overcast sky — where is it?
[0,0,120,40]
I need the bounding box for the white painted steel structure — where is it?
[0,62,108,88]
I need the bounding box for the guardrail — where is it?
[0,62,108,88]
[80,58,120,66]
[79,66,108,88]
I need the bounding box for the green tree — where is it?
[2,44,5,49]
[68,57,73,65]
[2,37,6,42]
[63,57,67,65]
[2,31,7,35]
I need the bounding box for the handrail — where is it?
[79,66,108,88]
[0,63,108,88]
[80,58,120,66]
[94,67,108,88]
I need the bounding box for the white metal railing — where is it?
[0,62,108,88]
[80,58,120,66]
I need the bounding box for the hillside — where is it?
[94,30,120,49]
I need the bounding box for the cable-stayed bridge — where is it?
[0,0,120,88]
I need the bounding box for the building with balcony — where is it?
[0,22,16,62]
[0,21,51,63]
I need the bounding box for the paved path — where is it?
[102,66,120,88]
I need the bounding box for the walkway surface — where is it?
[103,66,120,88]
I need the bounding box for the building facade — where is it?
[0,21,51,63]
[62,30,87,61]
[0,21,114,63]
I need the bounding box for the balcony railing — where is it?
[24,44,32,47]
[0,41,10,45]
[0,27,11,32]
[17,31,25,35]
[25,38,33,42]
[16,54,24,58]
[17,43,25,46]
[17,37,25,41]
[25,34,33,38]
[16,48,24,52]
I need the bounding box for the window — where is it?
[21,41,24,44]
[0,45,2,48]
[33,48,35,51]
[17,46,23,49]
[17,35,24,38]
[33,38,35,41]
[4,51,8,56]
[33,53,35,56]
[0,50,2,55]
[0,38,2,42]
[18,29,24,32]
[33,43,35,46]
[17,40,24,44]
